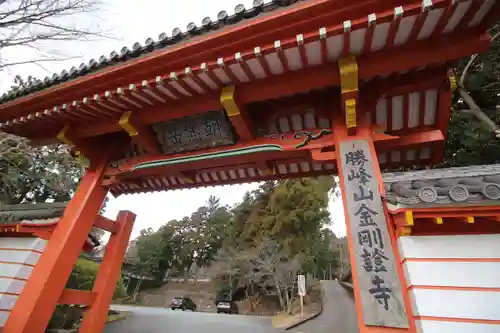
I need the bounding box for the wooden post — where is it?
[333,112,416,333]
[79,210,136,333]
[4,155,109,333]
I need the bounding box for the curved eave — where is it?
[0,0,497,130]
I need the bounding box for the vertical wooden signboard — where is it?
[339,139,409,328]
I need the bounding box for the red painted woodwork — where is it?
[93,215,119,234]
[0,0,497,332]
[79,210,135,333]
[12,28,488,145]
[0,0,455,122]
[3,153,110,333]
[58,289,96,306]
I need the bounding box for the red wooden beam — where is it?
[79,211,135,333]
[3,152,110,333]
[431,87,452,164]
[0,0,484,122]
[59,289,96,306]
[27,28,490,143]
[110,167,337,195]
[362,67,449,104]
[93,215,118,234]
[375,129,445,150]
[107,128,443,181]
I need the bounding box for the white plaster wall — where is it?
[0,237,46,327]
[416,320,500,333]
[398,234,500,333]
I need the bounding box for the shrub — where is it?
[47,258,127,330]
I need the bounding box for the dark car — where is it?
[170,296,197,311]
[216,300,239,314]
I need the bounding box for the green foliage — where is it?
[444,24,500,167]
[48,259,126,330]
[127,178,340,311]
[0,76,84,205]
[67,258,127,299]
[444,110,500,166]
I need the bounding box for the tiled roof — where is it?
[0,202,67,223]
[0,201,100,248]
[0,0,304,104]
[383,164,500,209]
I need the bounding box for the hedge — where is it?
[47,258,127,330]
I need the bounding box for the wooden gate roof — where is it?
[0,0,497,195]
[0,0,497,134]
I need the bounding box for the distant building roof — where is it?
[383,164,500,210]
[0,202,67,224]
[0,201,100,249]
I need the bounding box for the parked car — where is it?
[170,296,197,311]
[216,300,239,314]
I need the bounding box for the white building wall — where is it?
[0,237,47,327]
[398,234,500,333]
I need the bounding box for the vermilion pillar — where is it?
[4,155,110,333]
[79,210,135,333]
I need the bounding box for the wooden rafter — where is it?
[19,29,488,144]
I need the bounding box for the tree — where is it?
[0,0,103,70]
[255,238,302,314]
[442,23,500,166]
[0,76,85,204]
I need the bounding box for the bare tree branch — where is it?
[457,29,500,138]
[0,0,107,71]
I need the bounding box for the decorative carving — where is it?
[294,129,333,148]
[449,185,469,202]
[418,187,438,203]
[483,183,500,200]
[384,164,500,208]
[262,129,333,148]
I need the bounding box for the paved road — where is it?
[105,281,358,333]
[292,281,359,333]
[104,305,281,333]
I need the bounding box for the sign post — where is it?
[297,274,306,317]
[338,139,409,328]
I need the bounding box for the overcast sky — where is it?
[0,0,347,239]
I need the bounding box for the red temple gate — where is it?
[0,0,498,332]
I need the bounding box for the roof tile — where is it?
[0,0,305,104]
[383,165,500,209]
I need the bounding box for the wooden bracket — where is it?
[56,126,95,164]
[119,111,160,154]
[180,172,196,184]
[448,68,457,92]
[220,86,255,141]
[338,56,359,135]
[57,126,83,157]
[345,98,357,129]
[256,162,274,175]
[338,56,359,94]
